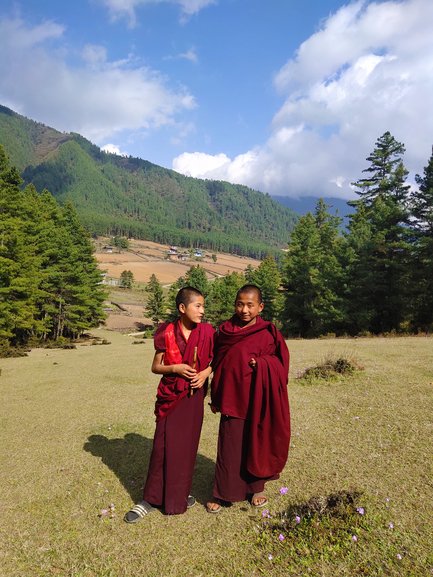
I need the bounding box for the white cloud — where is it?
[0,17,196,144]
[173,151,230,176]
[173,0,433,198]
[101,143,129,156]
[178,48,198,63]
[99,0,215,26]
[164,47,198,63]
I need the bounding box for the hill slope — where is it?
[0,105,298,258]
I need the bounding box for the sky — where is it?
[1,0,432,200]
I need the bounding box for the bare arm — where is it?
[151,350,197,379]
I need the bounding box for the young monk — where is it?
[206,284,290,513]
[124,286,215,521]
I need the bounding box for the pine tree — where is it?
[1,145,106,346]
[244,256,282,323]
[350,131,410,206]
[0,148,42,345]
[206,271,245,326]
[410,148,433,330]
[184,265,209,297]
[348,132,412,333]
[282,200,345,337]
[145,274,165,327]
[120,270,134,289]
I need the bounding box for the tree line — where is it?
[144,132,433,337]
[0,145,106,352]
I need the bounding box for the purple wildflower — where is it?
[295,515,301,524]
[279,487,289,495]
[396,554,402,560]
[278,534,285,542]
[352,535,358,542]
[356,507,365,515]
[268,554,273,561]
[389,522,394,529]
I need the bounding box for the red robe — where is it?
[211,316,290,478]
[143,320,215,514]
[154,320,214,420]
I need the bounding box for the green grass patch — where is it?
[1,333,432,576]
[251,489,414,575]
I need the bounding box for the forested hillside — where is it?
[0,105,298,258]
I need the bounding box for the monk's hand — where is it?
[249,357,257,370]
[190,369,207,389]
[175,363,197,379]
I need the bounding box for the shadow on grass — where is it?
[83,432,216,505]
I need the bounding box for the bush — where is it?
[297,355,363,384]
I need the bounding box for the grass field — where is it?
[1,331,432,577]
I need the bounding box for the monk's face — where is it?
[179,294,205,325]
[234,290,264,326]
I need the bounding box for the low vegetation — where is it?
[297,354,364,384]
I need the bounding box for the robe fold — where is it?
[211,316,290,480]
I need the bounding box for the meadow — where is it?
[1,331,432,577]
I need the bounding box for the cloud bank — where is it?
[173,0,433,198]
[0,17,195,144]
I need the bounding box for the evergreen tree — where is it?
[282,200,345,337]
[206,272,245,326]
[244,256,282,323]
[350,131,410,206]
[145,274,165,327]
[348,132,412,333]
[0,145,106,346]
[184,265,209,297]
[120,270,134,289]
[410,149,433,330]
[343,204,376,334]
[164,276,185,321]
[0,148,43,345]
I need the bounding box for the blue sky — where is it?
[1,0,432,199]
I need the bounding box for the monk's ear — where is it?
[178,303,186,314]
[259,302,264,313]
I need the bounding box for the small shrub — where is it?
[0,343,29,358]
[297,355,364,384]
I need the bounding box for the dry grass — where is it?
[1,332,432,576]
[95,238,260,284]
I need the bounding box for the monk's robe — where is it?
[143,320,214,514]
[211,316,290,502]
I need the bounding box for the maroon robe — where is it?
[143,320,214,514]
[211,316,290,499]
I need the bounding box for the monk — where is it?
[124,286,215,521]
[206,284,290,513]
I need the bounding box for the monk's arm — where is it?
[151,351,197,379]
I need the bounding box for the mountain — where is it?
[272,195,355,226]
[0,105,298,258]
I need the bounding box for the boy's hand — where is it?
[249,357,257,369]
[174,363,197,379]
[190,367,211,390]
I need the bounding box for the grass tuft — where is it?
[297,354,364,383]
[252,489,412,575]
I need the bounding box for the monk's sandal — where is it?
[124,501,155,523]
[187,495,196,509]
